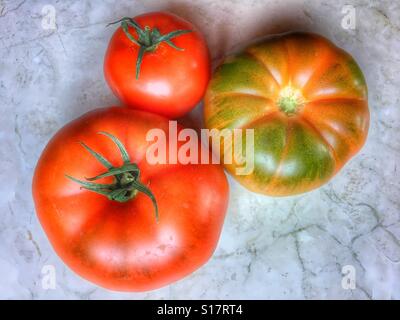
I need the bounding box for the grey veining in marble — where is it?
[0,0,399,299]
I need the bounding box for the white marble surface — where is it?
[0,0,399,299]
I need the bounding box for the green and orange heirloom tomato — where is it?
[204,32,370,196]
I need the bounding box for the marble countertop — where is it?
[1,0,399,299]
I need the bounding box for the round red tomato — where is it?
[32,107,228,291]
[104,12,211,118]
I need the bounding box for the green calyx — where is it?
[278,95,298,114]
[107,17,192,79]
[65,131,158,221]
[277,86,305,115]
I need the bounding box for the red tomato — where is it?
[104,12,211,118]
[33,107,228,291]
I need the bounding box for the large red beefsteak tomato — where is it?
[33,107,228,291]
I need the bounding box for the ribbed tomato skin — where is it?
[204,32,369,196]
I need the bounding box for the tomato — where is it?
[204,32,369,196]
[104,12,211,119]
[32,107,228,291]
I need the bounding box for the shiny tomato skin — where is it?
[33,107,228,291]
[204,32,369,196]
[104,12,211,119]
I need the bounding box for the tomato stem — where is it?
[277,86,305,115]
[65,132,159,221]
[107,17,192,79]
